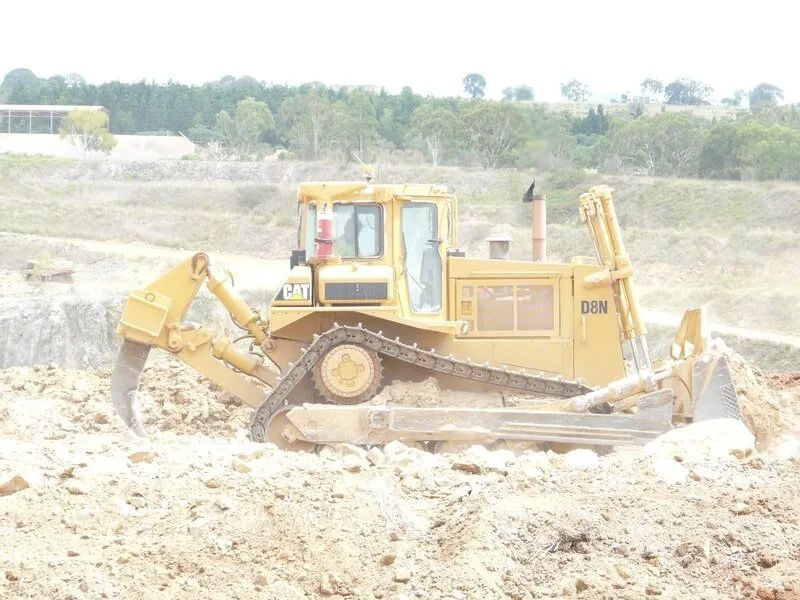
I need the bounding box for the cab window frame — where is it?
[332,202,384,259]
[304,202,317,256]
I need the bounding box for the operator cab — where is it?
[285,182,457,316]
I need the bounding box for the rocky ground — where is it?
[1,357,799,600]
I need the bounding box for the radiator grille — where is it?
[325,282,388,301]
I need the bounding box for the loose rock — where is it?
[0,474,31,496]
[758,551,779,568]
[614,562,632,580]
[731,502,751,515]
[65,481,88,495]
[652,457,689,485]
[127,496,145,509]
[366,447,386,466]
[232,458,252,473]
[381,553,396,566]
[215,495,235,511]
[342,454,368,473]
[128,450,157,464]
[563,449,599,471]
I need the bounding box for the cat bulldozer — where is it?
[111,182,742,449]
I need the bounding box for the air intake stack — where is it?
[485,233,512,260]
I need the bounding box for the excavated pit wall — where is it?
[0,293,123,369]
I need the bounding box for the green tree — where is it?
[514,85,534,101]
[345,90,378,160]
[65,73,86,88]
[59,109,117,157]
[327,91,378,161]
[463,73,486,99]
[612,112,707,176]
[748,83,783,109]
[1,68,41,103]
[524,109,577,166]
[410,104,460,166]
[502,85,534,102]
[15,66,800,182]
[215,97,275,158]
[376,86,421,148]
[736,121,800,180]
[749,104,800,128]
[663,78,712,105]
[462,102,525,168]
[572,105,610,136]
[721,89,746,107]
[327,101,355,160]
[279,91,332,159]
[560,79,590,102]
[698,121,742,179]
[640,78,663,97]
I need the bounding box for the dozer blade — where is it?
[692,354,743,421]
[111,340,150,436]
[277,388,675,448]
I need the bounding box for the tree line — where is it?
[0,68,797,180]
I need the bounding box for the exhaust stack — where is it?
[522,180,547,262]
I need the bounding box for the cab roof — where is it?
[297,182,450,202]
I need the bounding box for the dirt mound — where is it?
[136,362,251,435]
[728,351,800,448]
[0,359,250,439]
[768,371,800,390]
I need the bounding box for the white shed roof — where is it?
[0,104,107,112]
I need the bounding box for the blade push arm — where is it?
[579,186,651,371]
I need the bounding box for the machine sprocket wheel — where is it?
[265,406,316,451]
[312,343,383,405]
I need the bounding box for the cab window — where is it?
[402,202,442,313]
[334,204,382,258]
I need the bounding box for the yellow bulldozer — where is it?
[111,181,742,449]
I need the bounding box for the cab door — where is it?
[401,201,444,314]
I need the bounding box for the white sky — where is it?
[1,0,796,103]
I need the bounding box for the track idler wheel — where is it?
[312,343,382,404]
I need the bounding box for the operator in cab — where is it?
[335,213,357,257]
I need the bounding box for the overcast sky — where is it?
[1,0,795,103]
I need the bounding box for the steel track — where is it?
[250,324,593,442]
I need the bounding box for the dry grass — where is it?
[0,179,297,256]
